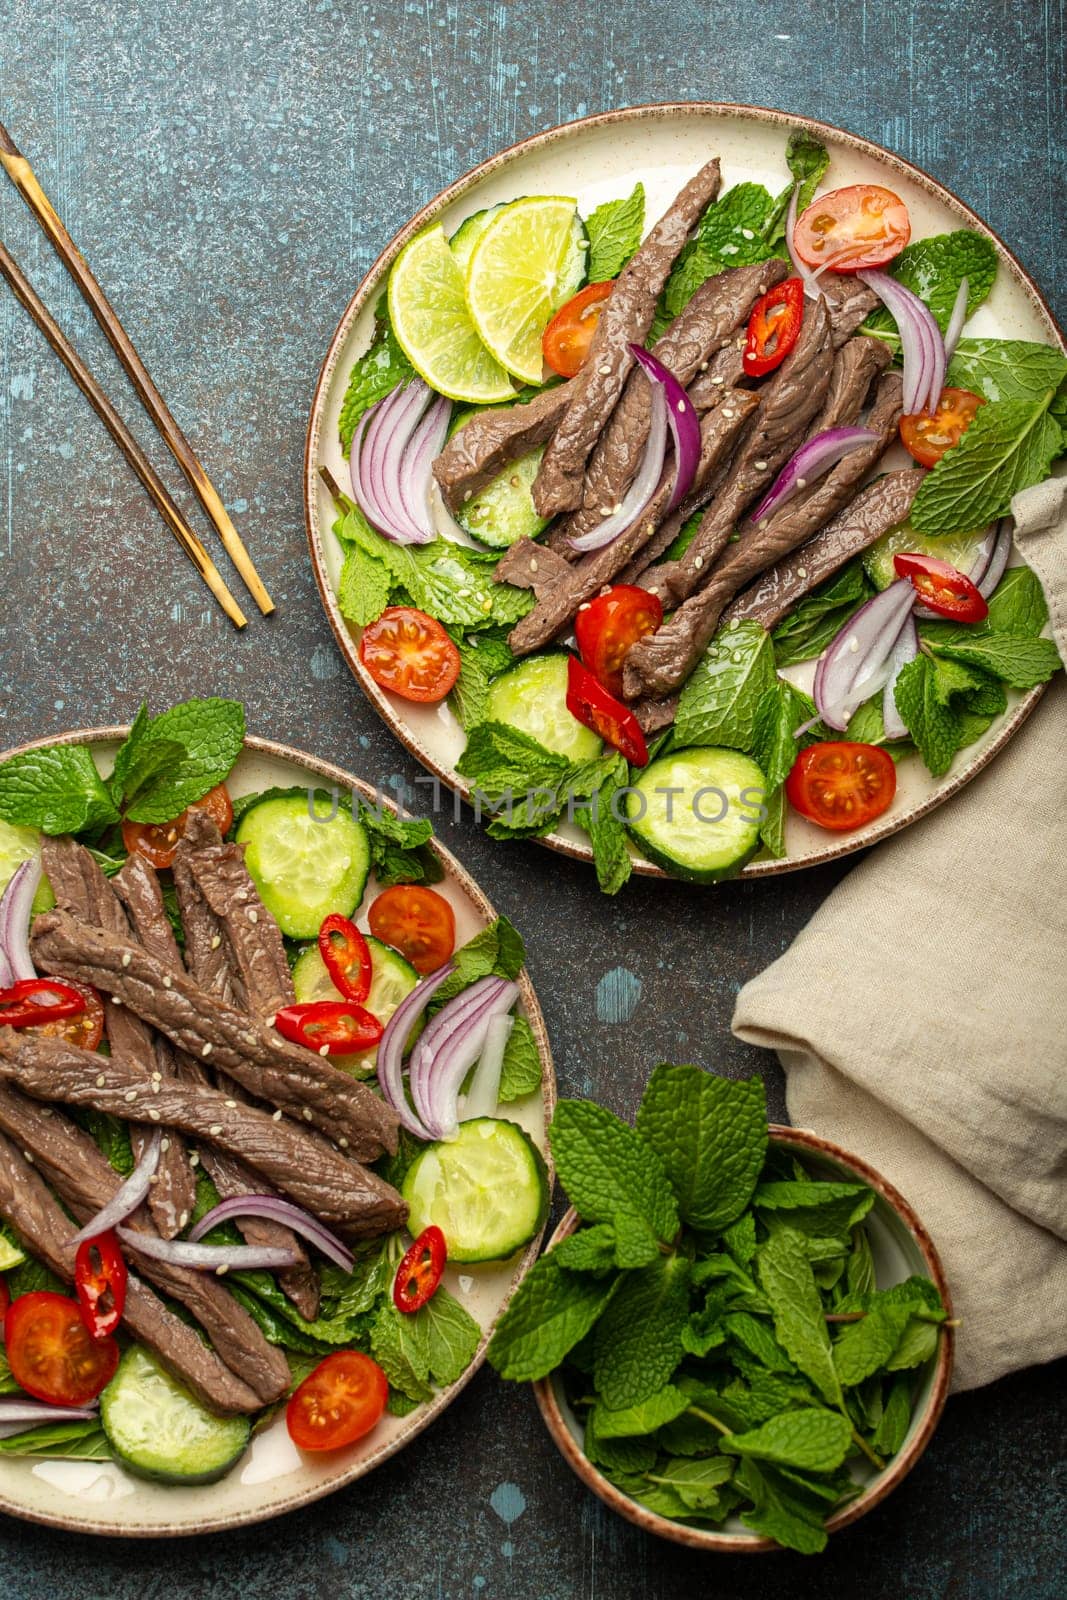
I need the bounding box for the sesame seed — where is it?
[189,1152,200,1168]
[758,283,767,294]
[148,1109,161,1122]
[711,374,725,385]
[796,477,807,488]
[754,459,768,471]
[40,1108,52,1118]
[598,363,612,375]
[242,1031,257,1046]
[225,1100,237,1109]
[758,519,769,529]
[699,360,709,372]
[694,556,704,570]
[151,1070,162,1082]
[23,1151,33,1165]
[577,601,591,612]
[216,1264,229,1277]
[599,505,613,517]
[742,228,755,240]
[248,909,258,924]
[152,1082,161,1094]
[178,1209,188,1227]
[728,617,740,631]
[613,503,623,515]
[722,408,735,420]
[797,566,808,579]
[210,935,222,950]
[529,558,538,573]
[96,1074,106,1087]
[201,1043,213,1058]
[124,1090,138,1103]
[850,636,860,653]
[463,490,472,503]
[303,1108,314,1122]
[148,1174,158,1186]
[209,1124,223,1136]
[676,399,687,414]
[161,1138,171,1153]
[338,1137,349,1149]
[272,1109,283,1122]
[162,975,172,989]
[121,952,132,969]
[319,1044,330,1057]
[112,996,124,1007]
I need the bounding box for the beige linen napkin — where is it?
[733,475,1067,1391]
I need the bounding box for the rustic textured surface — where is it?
[0,1,1064,1593]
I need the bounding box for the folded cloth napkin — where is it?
[733,474,1067,1391]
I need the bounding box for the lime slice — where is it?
[448,205,503,274]
[0,819,54,914]
[0,1223,26,1271]
[388,225,515,404]
[465,197,583,384]
[864,518,992,591]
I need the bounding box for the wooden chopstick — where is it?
[0,119,273,616]
[0,238,248,629]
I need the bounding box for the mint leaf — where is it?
[370,1300,434,1402]
[910,392,1062,536]
[772,560,875,668]
[640,1454,734,1511]
[947,338,1067,404]
[863,230,998,342]
[757,1227,843,1408]
[121,698,245,824]
[434,915,525,1002]
[592,1383,690,1438]
[871,1373,913,1455]
[486,1252,620,1381]
[724,1311,795,1373]
[737,1460,830,1554]
[752,679,821,789]
[764,131,830,246]
[662,184,782,319]
[892,653,966,776]
[759,785,786,859]
[576,760,633,896]
[725,1408,852,1473]
[585,183,645,281]
[553,1224,619,1274]
[636,1065,766,1232]
[674,621,777,749]
[929,631,1061,688]
[410,1285,481,1385]
[497,1015,543,1102]
[0,744,119,835]
[845,696,916,758]
[357,800,440,888]
[337,539,393,627]
[833,1302,914,1387]
[447,630,514,732]
[593,1255,691,1408]
[985,564,1049,634]
[549,1099,680,1244]
[723,1212,757,1267]
[338,314,414,454]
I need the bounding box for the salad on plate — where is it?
[325,127,1065,890]
[0,698,548,1482]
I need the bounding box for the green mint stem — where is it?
[850,1425,885,1471]
[687,1405,731,1436]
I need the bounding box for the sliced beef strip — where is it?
[41,837,194,1239]
[622,366,903,701]
[821,275,880,347]
[719,468,927,632]
[0,1120,265,1415]
[432,383,571,512]
[685,334,749,409]
[30,910,400,1160]
[547,260,789,552]
[636,294,834,608]
[0,1083,287,1406]
[0,1028,406,1237]
[499,392,760,657]
[532,157,722,517]
[120,845,320,1320]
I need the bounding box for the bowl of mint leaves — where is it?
[487,1065,953,1554]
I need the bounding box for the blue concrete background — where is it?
[0,1,1064,1594]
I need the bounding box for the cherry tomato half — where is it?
[793,185,910,275]
[575,585,664,700]
[542,281,614,379]
[786,741,897,833]
[74,1232,127,1341]
[4,1292,120,1405]
[273,1001,383,1055]
[893,552,989,623]
[393,1225,447,1314]
[359,606,461,704]
[368,886,456,976]
[899,387,986,467]
[0,978,86,1029]
[286,1350,388,1452]
[121,783,235,871]
[743,277,805,378]
[565,655,649,767]
[22,979,106,1052]
[318,914,372,1004]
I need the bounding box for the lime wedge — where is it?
[0,1226,26,1271]
[388,225,515,404]
[464,197,584,384]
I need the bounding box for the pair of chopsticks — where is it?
[0,121,272,628]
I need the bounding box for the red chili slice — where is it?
[318,915,373,1004]
[893,552,989,623]
[273,1001,383,1055]
[743,277,805,378]
[74,1232,128,1341]
[392,1225,447,1313]
[565,656,649,767]
[0,979,87,1030]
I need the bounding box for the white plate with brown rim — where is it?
[304,101,1064,880]
[0,727,555,1537]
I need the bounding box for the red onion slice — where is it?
[943,276,970,362]
[750,427,880,525]
[0,1399,99,1439]
[117,1226,300,1272]
[978,519,1013,599]
[376,961,456,1141]
[0,857,42,984]
[786,187,824,301]
[350,379,441,546]
[628,344,702,511]
[569,384,667,552]
[367,380,432,537]
[409,976,520,1140]
[463,1013,514,1122]
[859,270,945,416]
[399,395,451,539]
[814,579,917,731]
[71,1127,162,1245]
[882,615,919,740]
[189,1194,354,1272]
[408,975,508,1132]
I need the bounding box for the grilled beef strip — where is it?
[532,157,723,517]
[0,1083,288,1406]
[41,837,194,1239]
[719,467,928,632]
[0,1028,406,1237]
[0,1121,267,1415]
[621,363,902,701]
[119,843,320,1320]
[499,392,760,656]
[545,260,789,555]
[432,382,571,512]
[684,334,750,410]
[30,910,400,1160]
[637,295,834,609]
[821,275,880,346]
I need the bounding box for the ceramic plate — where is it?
[0,729,555,1536]
[305,102,1064,879]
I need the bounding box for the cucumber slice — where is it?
[455,436,550,549]
[864,519,991,591]
[625,748,767,883]
[486,654,602,761]
[101,1346,250,1484]
[291,935,421,1076]
[401,1117,548,1263]
[235,795,370,940]
[449,205,504,274]
[0,820,55,915]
